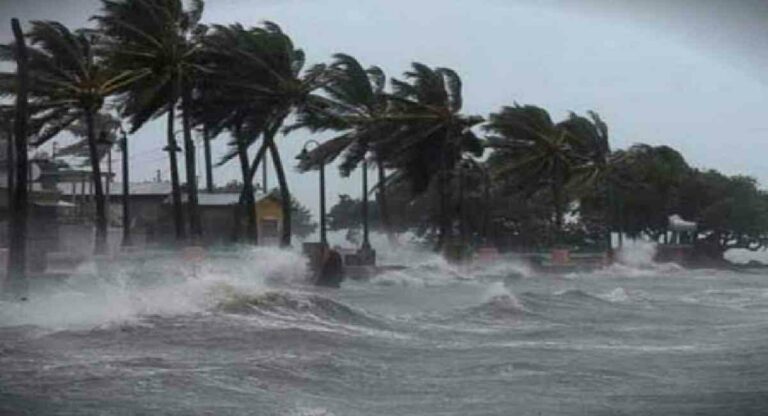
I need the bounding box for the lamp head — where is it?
[296,147,309,162]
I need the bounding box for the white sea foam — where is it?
[598,287,632,303]
[482,281,525,311]
[0,246,307,330]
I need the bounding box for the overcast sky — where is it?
[1,0,767,216]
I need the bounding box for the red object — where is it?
[183,246,206,263]
[476,246,500,262]
[551,249,570,265]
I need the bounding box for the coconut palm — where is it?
[374,62,483,251]
[193,23,273,243]
[485,105,583,242]
[94,0,206,241]
[558,111,624,248]
[292,53,396,242]
[197,22,328,247]
[0,21,141,254]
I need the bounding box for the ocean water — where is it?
[1,240,767,416]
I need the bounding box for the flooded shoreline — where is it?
[1,243,767,415]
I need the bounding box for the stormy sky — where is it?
[0,0,767,216]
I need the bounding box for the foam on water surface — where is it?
[2,234,768,415]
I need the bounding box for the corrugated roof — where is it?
[163,192,274,206]
[33,200,76,208]
[56,181,172,196]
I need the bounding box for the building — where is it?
[162,191,284,245]
[1,147,84,272]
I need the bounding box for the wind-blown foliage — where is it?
[94,0,206,240]
[373,63,483,250]
[484,105,616,242]
[196,21,328,247]
[3,1,764,266]
[291,53,397,241]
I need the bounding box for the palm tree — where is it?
[193,23,274,243]
[94,0,206,242]
[197,22,328,247]
[559,111,622,248]
[292,53,396,243]
[60,112,121,225]
[484,105,581,242]
[485,106,624,246]
[374,63,483,251]
[0,21,141,254]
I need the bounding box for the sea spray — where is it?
[615,240,658,267]
[482,281,526,312]
[0,246,307,330]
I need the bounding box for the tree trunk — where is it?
[239,140,268,204]
[376,159,396,245]
[458,165,467,247]
[203,125,213,193]
[234,127,257,244]
[262,151,268,192]
[552,180,564,246]
[181,81,202,239]
[265,133,291,247]
[434,138,454,252]
[6,18,29,296]
[85,110,108,255]
[435,169,451,252]
[166,95,185,241]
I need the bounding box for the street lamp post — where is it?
[361,158,371,251]
[118,125,131,247]
[297,140,326,246]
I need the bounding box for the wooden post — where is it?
[6,18,30,296]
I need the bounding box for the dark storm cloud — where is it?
[0,0,101,42]
[2,0,766,81]
[527,0,768,83]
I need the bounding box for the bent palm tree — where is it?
[95,0,206,241]
[485,105,615,244]
[375,63,483,251]
[292,53,396,242]
[0,21,141,254]
[198,22,328,247]
[558,111,620,247]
